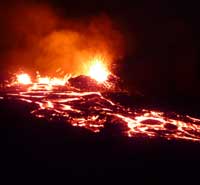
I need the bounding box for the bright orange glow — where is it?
[34,72,70,86]
[87,58,110,83]
[37,77,50,84]
[3,70,200,142]
[17,74,32,85]
[37,76,68,86]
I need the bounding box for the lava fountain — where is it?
[87,57,110,83]
[16,73,32,85]
[1,58,200,142]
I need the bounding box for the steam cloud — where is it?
[0,2,125,77]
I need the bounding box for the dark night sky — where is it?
[0,0,200,101]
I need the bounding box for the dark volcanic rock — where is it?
[164,123,178,130]
[68,75,102,91]
[68,74,121,91]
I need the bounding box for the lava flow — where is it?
[1,61,200,142]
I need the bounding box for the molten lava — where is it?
[87,58,110,83]
[36,73,70,86]
[1,70,200,142]
[17,73,32,85]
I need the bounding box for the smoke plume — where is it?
[0,2,125,77]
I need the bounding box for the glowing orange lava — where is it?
[2,71,200,142]
[87,58,110,83]
[17,73,32,85]
[36,73,70,86]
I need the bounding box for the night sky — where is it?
[0,0,200,103]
